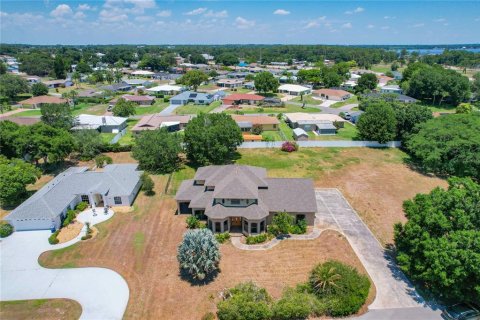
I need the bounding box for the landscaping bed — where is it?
[0,299,82,320]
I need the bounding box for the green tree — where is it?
[0,74,30,100]
[394,178,480,303]
[406,114,480,180]
[356,73,378,93]
[254,72,279,94]
[472,72,480,98]
[357,101,397,143]
[269,212,294,235]
[177,228,220,280]
[53,54,66,79]
[189,53,207,64]
[217,282,272,320]
[72,71,81,88]
[184,113,243,165]
[393,103,433,141]
[140,172,155,196]
[132,128,182,173]
[216,53,238,66]
[16,123,74,165]
[75,59,92,74]
[272,289,320,320]
[322,69,343,87]
[31,83,49,96]
[178,70,208,91]
[73,130,104,160]
[40,103,74,129]
[0,156,41,207]
[112,98,136,117]
[309,263,342,295]
[0,120,21,158]
[0,62,7,74]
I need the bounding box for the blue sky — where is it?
[1,1,479,45]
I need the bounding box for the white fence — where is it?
[239,141,401,148]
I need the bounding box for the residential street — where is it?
[0,210,129,320]
[286,101,358,115]
[314,189,442,319]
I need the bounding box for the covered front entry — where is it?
[230,217,242,234]
[208,216,267,236]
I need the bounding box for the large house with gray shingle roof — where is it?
[5,164,142,231]
[175,165,317,235]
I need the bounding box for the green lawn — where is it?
[368,63,406,74]
[426,104,456,113]
[261,131,283,141]
[117,119,139,145]
[226,104,320,115]
[330,96,358,108]
[279,121,294,140]
[12,103,106,117]
[175,101,221,115]
[308,122,358,141]
[101,133,116,144]
[11,109,42,117]
[291,94,322,105]
[134,102,169,115]
[224,88,252,94]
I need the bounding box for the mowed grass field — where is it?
[0,299,82,320]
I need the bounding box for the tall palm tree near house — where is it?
[72,71,81,89]
[309,263,342,295]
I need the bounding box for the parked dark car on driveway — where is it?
[442,303,480,320]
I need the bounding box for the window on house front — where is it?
[273,124,277,129]
[114,197,122,205]
[260,221,265,232]
[231,199,240,205]
[244,220,248,232]
[224,220,228,231]
[251,222,258,234]
[296,214,306,223]
[81,195,90,203]
[215,222,221,233]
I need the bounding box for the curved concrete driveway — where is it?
[0,210,129,320]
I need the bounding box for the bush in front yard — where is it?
[280,141,298,153]
[246,233,268,245]
[272,288,324,320]
[217,282,272,320]
[290,219,307,234]
[178,228,220,281]
[75,201,88,211]
[215,232,231,244]
[186,215,200,229]
[62,209,77,227]
[309,260,370,317]
[48,230,60,244]
[268,212,295,236]
[0,223,14,238]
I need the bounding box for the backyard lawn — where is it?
[134,101,169,115]
[308,122,358,141]
[330,96,359,108]
[11,103,108,117]
[175,101,221,115]
[0,299,82,320]
[291,94,322,105]
[117,119,139,145]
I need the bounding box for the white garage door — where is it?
[11,219,54,231]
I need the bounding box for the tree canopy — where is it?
[254,72,279,94]
[184,113,243,165]
[132,128,182,173]
[406,114,480,180]
[112,98,136,117]
[357,101,397,143]
[0,156,41,207]
[40,103,74,129]
[394,177,480,303]
[73,130,104,160]
[178,70,208,91]
[355,73,378,93]
[31,82,49,96]
[0,74,30,99]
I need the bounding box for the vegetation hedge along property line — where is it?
[217,260,370,320]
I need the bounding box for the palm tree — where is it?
[309,263,342,295]
[72,71,81,88]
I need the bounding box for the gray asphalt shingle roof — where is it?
[6,164,141,221]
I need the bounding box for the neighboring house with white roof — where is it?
[122,78,152,87]
[278,84,311,96]
[175,165,317,236]
[380,85,403,94]
[285,112,344,134]
[130,70,155,77]
[5,164,142,231]
[72,114,128,133]
[146,84,184,95]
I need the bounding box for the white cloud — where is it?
[367,24,374,29]
[50,4,73,18]
[124,0,155,14]
[273,9,290,15]
[0,11,8,17]
[234,16,255,29]
[412,23,425,28]
[303,16,326,29]
[73,11,86,19]
[77,4,91,11]
[185,8,207,16]
[342,22,352,29]
[157,10,171,17]
[204,10,228,18]
[384,16,396,20]
[381,26,390,30]
[345,7,364,15]
[135,15,153,22]
[99,9,128,23]
[434,18,446,23]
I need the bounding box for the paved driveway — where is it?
[159,104,180,115]
[315,189,441,318]
[0,209,129,320]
